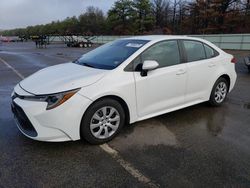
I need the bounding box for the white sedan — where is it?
[11,35,237,144]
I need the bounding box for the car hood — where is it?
[20,63,108,95]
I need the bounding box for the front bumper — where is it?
[11,101,38,137]
[11,84,92,142]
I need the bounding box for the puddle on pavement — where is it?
[111,119,178,150]
[0,88,12,95]
[223,98,250,110]
[33,52,42,55]
[243,103,250,109]
[111,104,233,151]
[0,51,47,68]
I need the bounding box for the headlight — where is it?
[22,88,80,110]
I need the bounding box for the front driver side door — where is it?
[133,40,187,118]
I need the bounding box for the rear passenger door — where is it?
[181,40,219,103]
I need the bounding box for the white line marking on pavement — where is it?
[100,144,159,188]
[0,56,159,188]
[0,57,24,79]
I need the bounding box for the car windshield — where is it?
[74,39,149,70]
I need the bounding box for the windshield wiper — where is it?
[73,59,95,68]
[82,62,95,68]
[72,59,79,63]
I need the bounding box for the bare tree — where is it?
[152,0,167,27]
[172,0,178,31]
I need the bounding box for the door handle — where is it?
[176,69,186,75]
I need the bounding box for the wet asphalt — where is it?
[0,42,250,188]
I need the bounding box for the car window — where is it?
[183,40,206,62]
[139,40,180,68]
[204,44,216,58]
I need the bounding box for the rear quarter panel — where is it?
[210,53,237,95]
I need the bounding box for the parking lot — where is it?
[0,42,250,187]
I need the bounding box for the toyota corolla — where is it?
[11,36,237,144]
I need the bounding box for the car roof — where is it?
[121,35,224,54]
[125,35,203,42]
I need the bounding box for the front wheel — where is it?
[209,77,229,106]
[81,99,125,144]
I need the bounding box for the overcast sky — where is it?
[0,0,117,30]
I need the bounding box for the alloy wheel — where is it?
[214,82,227,103]
[90,106,120,139]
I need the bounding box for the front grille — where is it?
[11,102,38,137]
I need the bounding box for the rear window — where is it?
[183,40,206,62]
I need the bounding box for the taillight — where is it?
[231,57,237,63]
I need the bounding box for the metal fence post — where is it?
[240,35,244,50]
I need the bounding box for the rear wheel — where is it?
[81,99,125,144]
[248,65,250,73]
[209,77,229,106]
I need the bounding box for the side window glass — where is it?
[141,40,180,68]
[183,41,206,62]
[204,44,215,58]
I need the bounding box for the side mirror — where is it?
[141,60,159,76]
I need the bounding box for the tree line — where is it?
[1,0,250,36]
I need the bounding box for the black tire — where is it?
[209,77,229,106]
[81,98,125,144]
[248,65,250,73]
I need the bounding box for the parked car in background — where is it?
[11,35,237,144]
[0,36,19,42]
[244,56,250,72]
